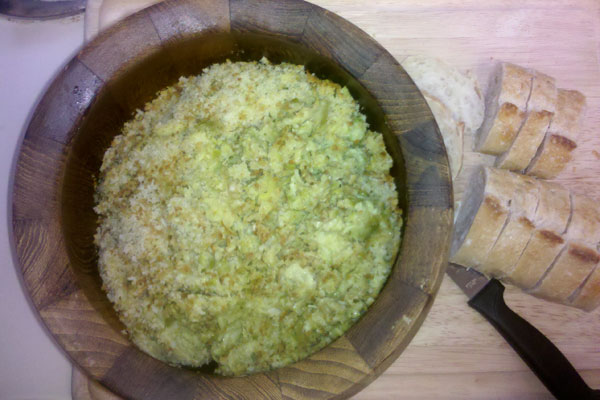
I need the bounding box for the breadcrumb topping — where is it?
[94,59,402,376]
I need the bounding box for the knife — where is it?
[0,0,85,20]
[446,263,600,400]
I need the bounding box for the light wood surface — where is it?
[12,0,454,399]
[74,0,600,399]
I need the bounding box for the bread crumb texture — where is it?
[94,59,402,376]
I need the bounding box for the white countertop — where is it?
[0,14,84,400]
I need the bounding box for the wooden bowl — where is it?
[11,0,452,398]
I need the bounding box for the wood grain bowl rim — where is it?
[10,0,453,399]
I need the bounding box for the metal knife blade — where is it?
[0,0,85,20]
[446,262,490,299]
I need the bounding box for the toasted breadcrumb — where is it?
[95,59,402,376]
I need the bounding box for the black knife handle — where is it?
[468,279,600,400]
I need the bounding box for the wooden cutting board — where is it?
[77,0,600,399]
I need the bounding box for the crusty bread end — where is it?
[495,110,553,171]
[566,193,600,246]
[424,94,464,180]
[450,195,509,268]
[530,243,600,302]
[524,88,586,178]
[402,55,484,137]
[571,265,600,311]
[450,168,514,268]
[547,89,587,141]
[496,71,558,172]
[534,181,571,233]
[504,229,565,287]
[526,134,577,179]
[476,62,532,155]
[500,179,571,286]
[528,192,600,301]
[480,215,535,278]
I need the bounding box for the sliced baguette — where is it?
[424,94,464,179]
[504,230,566,288]
[450,167,516,268]
[546,89,587,142]
[502,181,571,287]
[571,265,600,311]
[530,243,600,303]
[568,195,600,311]
[533,181,572,233]
[529,193,600,301]
[525,134,577,179]
[476,62,533,155]
[508,173,540,216]
[401,55,485,136]
[526,89,586,178]
[479,173,541,277]
[562,193,600,245]
[496,72,557,171]
[481,215,536,278]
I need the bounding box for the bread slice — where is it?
[526,134,577,179]
[567,192,600,310]
[508,173,540,217]
[564,193,600,245]
[571,265,600,311]
[495,111,553,171]
[546,89,587,142]
[529,193,600,301]
[504,230,566,287]
[482,167,523,204]
[401,55,485,136]
[496,72,557,171]
[479,173,541,277]
[565,193,600,248]
[526,89,586,178]
[476,62,533,155]
[502,181,571,287]
[450,167,516,268]
[481,215,536,278]
[530,243,600,303]
[424,94,464,179]
[533,181,572,233]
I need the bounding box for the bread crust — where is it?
[450,167,517,268]
[496,72,558,172]
[481,216,536,277]
[528,192,600,301]
[496,110,553,171]
[450,195,509,267]
[484,167,521,205]
[505,229,565,287]
[424,94,464,180]
[502,180,571,287]
[479,172,540,277]
[534,181,571,233]
[451,168,545,273]
[500,63,535,108]
[524,89,585,178]
[566,193,600,245]
[476,62,533,155]
[402,55,484,136]
[571,265,600,311]
[527,72,558,112]
[526,134,577,179]
[531,243,600,302]
[547,89,586,141]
